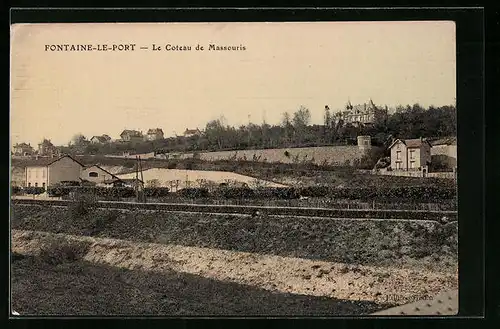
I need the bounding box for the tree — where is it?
[292,106,311,128]
[70,133,87,146]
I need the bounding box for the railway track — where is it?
[11,198,458,222]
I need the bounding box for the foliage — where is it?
[143,187,170,197]
[23,187,45,195]
[48,186,136,198]
[11,186,23,195]
[50,103,456,156]
[177,188,210,198]
[69,193,97,218]
[39,238,91,265]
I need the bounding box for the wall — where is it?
[11,166,25,186]
[407,147,421,169]
[373,169,456,179]
[80,166,117,184]
[427,172,456,179]
[25,166,48,188]
[184,146,370,166]
[390,140,407,170]
[48,157,82,186]
[374,169,425,178]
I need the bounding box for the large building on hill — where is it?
[332,99,388,127]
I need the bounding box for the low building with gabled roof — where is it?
[25,155,84,189]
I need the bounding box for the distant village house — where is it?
[120,130,144,143]
[146,128,164,141]
[13,143,34,156]
[90,135,112,144]
[388,137,432,171]
[38,139,59,156]
[183,128,202,138]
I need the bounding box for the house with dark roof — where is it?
[90,135,112,144]
[13,142,34,156]
[146,128,164,141]
[388,137,432,171]
[37,139,58,156]
[183,128,202,138]
[120,130,144,143]
[25,155,84,189]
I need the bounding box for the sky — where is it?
[10,21,456,146]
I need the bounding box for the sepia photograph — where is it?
[10,19,459,317]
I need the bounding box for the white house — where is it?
[388,138,432,171]
[80,164,120,185]
[25,155,84,189]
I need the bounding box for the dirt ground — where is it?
[11,230,457,316]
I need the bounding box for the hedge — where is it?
[23,187,45,195]
[44,185,456,202]
[47,186,135,198]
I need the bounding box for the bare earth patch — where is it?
[12,229,457,307]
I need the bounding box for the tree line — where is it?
[60,103,456,156]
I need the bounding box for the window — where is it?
[28,182,31,187]
[410,161,416,169]
[35,182,38,187]
[396,151,401,160]
[89,172,99,178]
[396,162,401,170]
[409,150,415,160]
[42,182,46,190]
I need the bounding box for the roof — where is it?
[25,154,85,167]
[14,143,32,148]
[147,128,164,134]
[120,130,143,137]
[346,99,377,112]
[91,136,109,143]
[83,164,120,179]
[184,128,201,134]
[387,138,432,150]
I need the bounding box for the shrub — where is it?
[11,186,22,195]
[24,186,45,195]
[214,187,255,199]
[39,239,91,265]
[70,193,97,218]
[144,187,170,197]
[178,188,210,198]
